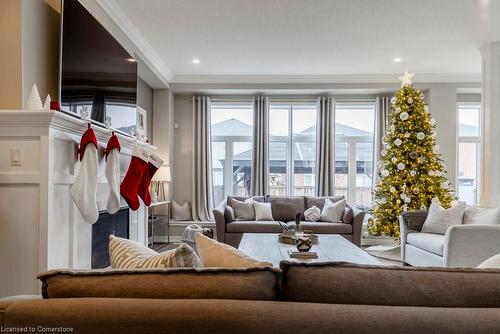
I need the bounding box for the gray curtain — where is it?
[315,97,335,196]
[251,97,269,196]
[191,96,214,221]
[372,96,391,188]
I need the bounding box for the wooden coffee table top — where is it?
[238,233,381,267]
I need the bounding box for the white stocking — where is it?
[105,147,121,214]
[70,144,99,224]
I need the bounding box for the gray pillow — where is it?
[463,205,500,225]
[224,206,235,222]
[421,200,466,235]
[231,198,255,221]
[172,200,192,221]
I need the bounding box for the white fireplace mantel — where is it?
[0,110,155,297]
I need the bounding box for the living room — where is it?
[1,0,500,332]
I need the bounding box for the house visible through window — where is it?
[210,102,253,205]
[457,102,481,205]
[269,102,317,196]
[335,101,375,207]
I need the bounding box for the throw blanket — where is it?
[182,224,214,242]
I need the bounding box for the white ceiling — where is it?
[109,0,500,83]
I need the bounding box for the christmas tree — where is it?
[368,70,455,238]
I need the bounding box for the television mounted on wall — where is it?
[59,0,138,135]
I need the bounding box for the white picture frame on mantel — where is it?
[136,106,147,137]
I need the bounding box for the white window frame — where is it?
[211,101,253,200]
[334,101,376,206]
[269,102,317,196]
[456,102,482,205]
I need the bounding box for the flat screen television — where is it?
[60,0,137,135]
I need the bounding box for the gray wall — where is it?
[171,83,476,203]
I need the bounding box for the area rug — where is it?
[365,245,403,264]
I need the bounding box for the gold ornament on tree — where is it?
[368,70,455,238]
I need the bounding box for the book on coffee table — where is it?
[288,249,318,259]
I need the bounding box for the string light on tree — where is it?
[368,70,455,238]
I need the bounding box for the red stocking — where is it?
[138,154,164,206]
[120,145,149,210]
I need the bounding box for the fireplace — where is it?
[91,208,129,269]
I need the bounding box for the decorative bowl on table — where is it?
[296,237,313,252]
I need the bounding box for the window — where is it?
[269,103,317,196]
[457,102,481,205]
[211,102,253,205]
[335,101,375,206]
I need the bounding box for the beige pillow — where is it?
[477,254,500,268]
[195,233,272,268]
[109,235,203,269]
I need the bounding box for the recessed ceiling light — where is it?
[192,58,200,64]
[393,57,402,63]
[126,58,136,63]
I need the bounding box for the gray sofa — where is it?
[213,195,365,247]
[400,210,500,267]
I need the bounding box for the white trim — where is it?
[171,73,481,84]
[456,102,482,205]
[0,110,157,152]
[95,0,174,84]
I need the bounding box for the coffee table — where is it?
[238,233,381,267]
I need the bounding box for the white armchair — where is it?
[400,211,500,267]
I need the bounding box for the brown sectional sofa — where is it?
[213,195,364,247]
[2,262,500,333]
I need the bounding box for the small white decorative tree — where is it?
[26,84,43,111]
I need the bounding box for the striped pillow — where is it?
[109,235,203,269]
[421,200,466,235]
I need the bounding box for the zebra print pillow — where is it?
[109,235,203,269]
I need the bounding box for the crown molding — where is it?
[171,73,481,84]
[95,0,174,84]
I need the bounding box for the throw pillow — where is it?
[304,206,321,222]
[463,205,500,225]
[231,198,255,220]
[477,253,500,268]
[253,201,274,221]
[109,235,203,269]
[320,199,346,223]
[421,200,466,235]
[224,205,235,222]
[172,200,192,221]
[195,233,272,268]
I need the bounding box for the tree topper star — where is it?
[398,69,415,87]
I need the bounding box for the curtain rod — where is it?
[192,96,377,103]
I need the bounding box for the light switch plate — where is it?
[11,147,21,166]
